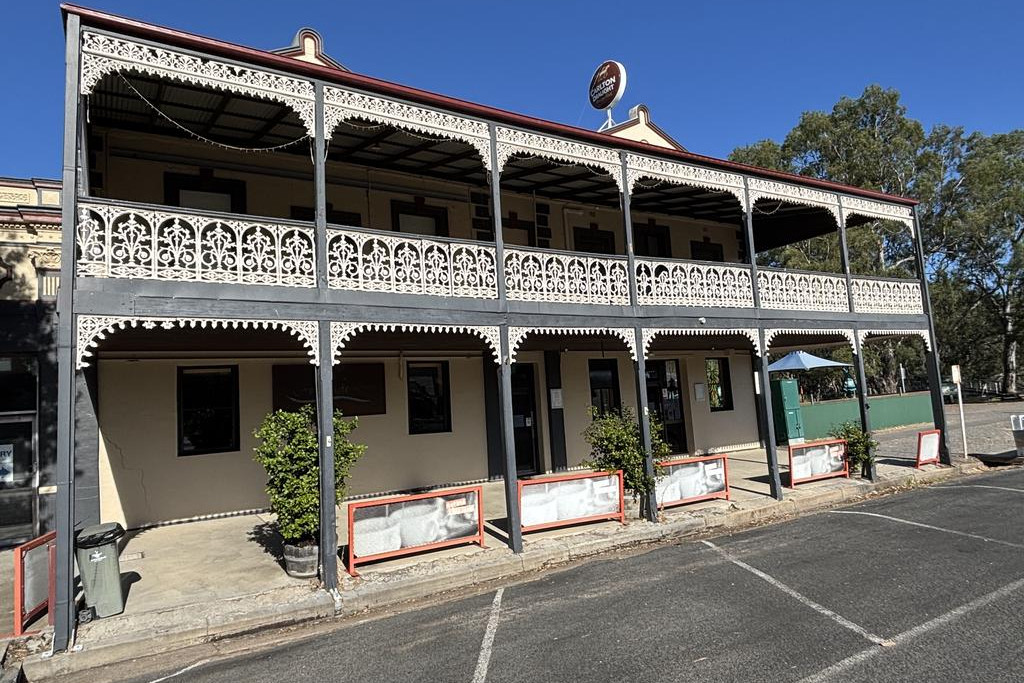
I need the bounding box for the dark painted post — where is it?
[631,327,658,521]
[313,82,339,587]
[618,151,640,310]
[742,178,762,309]
[488,123,509,304]
[543,350,568,471]
[74,367,100,526]
[755,330,784,500]
[53,12,81,653]
[836,197,856,314]
[851,331,877,481]
[911,207,951,464]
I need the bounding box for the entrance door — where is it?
[511,364,540,475]
[0,416,37,545]
[645,360,687,454]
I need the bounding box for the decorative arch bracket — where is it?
[748,178,841,224]
[76,315,320,369]
[856,328,932,352]
[507,326,637,364]
[80,32,316,136]
[841,196,916,235]
[324,86,492,170]
[625,154,747,211]
[764,328,856,351]
[641,328,761,358]
[329,322,502,365]
[496,127,623,191]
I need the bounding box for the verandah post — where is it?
[755,330,784,500]
[631,327,658,522]
[498,327,524,553]
[852,330,877,481]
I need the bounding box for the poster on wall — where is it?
[788,439,848,486]
[347,486,484,575]
[0,444,14,485]
[519,472,623,530]
[916,429,941,468]
[656,455,730,508]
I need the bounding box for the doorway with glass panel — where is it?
[0,355,39,546]
[645,359,687,455]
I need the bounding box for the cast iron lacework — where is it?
[323,86,491,170]
[635,259,754,308]
[504,248,630,306]
[747,177,841,223]
[495,127,623,190]
[757,268,849,312]
[850,277,924,315]
[76,203,316,287]
[841,196,916,233]
[641,328,762,357]
[76,316,319,369]
[624,154,747,210]
[329,322,501,365]
[507,327,637,363]
[764,328,856,350]
[857,329,932,352]
[79,32,316,135]
[326,228,497,299]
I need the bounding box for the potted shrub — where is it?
[253,405,366,578]
[829,421,878,479]
[582,407,670,519]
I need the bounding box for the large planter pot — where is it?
[283,543,319,578]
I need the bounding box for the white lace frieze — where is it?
[507,327,637,363]
[635,259,754,308]
[757,268,849,313]
[641,328,761,357]
[856,328,932,352]
[841,196,916,233]
[76,316,319,369]
[625,154,747,210]
[324,86,491,170]
[748,177,841,223]
[329,322,501,365]
[327,228,498,299]
[80,32,316,135]
[850,277,924,315]
[76,203,316,287]
[495,127,622,190]
[764,328,856,350]
[504,248,630,306]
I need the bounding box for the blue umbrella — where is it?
[767,350,852,372]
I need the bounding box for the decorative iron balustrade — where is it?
[635,258,754,308]
[327,227,498,299]
[504,247,630,306]
[76,202,316,287]
[851,277,924,315]
[757,268,849,312]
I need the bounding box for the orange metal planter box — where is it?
[518,470,625,533]
[788,439,849,487]
[656,454,731,509]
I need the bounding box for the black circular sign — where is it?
[589,60,626,110]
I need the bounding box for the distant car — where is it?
[941,378,957,403]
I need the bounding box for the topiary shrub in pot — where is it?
[582,407,670,519]
[829,421,878,479]
[253,404,366,578]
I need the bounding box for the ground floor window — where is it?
[407,361,451,434]
[177,366,239,456]
[589,358,621,415]
[706,357,734,412]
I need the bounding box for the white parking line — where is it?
[829,510,1024,550]
[701,540,887,646]
[147,659,209,683]
[470,588,504,683]
[938,484,1024,494]
[798,575,1024,682]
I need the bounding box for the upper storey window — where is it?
[165,171,246,214]
[392,199,449,238]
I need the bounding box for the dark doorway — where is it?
[573,226,616,255]
[646,359,687,454]
[511,364,540,475]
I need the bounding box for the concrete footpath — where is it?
[18,457,989,681]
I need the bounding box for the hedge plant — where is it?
[253,405,366,545]
[829,420,878,476]
[582,407,670,504]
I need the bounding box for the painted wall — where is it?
[798,391,933,440]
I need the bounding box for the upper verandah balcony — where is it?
[70,25,925,318]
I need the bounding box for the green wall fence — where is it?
[798,391,934,440]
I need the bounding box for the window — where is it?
[0,356,37,414]
[574,226,616,255]
[705,358,733,412]
[177,366,239,456]
[407,362,451,434]
[271,363,386,416]
[165,171,246,213]
[289,204,362,227]
[634,222,672,258]
[391,200,449,237]
[690,240,725,262]
[588,359,621,415]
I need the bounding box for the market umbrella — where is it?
[767,350,852,372]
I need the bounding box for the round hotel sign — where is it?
[588,60,627,111]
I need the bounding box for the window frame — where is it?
[406,361,452,435]
[176,365,240,457]
[391,199,449,237]
[588,358,622,416]
[705,357,734,412]
[164,171,247,214]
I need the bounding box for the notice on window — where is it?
[790,442,846,483]
[0,444,13,485]
[656,458,727,505]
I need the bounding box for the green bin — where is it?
[75,522,126,619]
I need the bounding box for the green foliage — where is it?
[581,407,670,498]
[828,421,878,474]
[253,405,366,545]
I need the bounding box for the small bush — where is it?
[582,407,670,498]
[829,421,877,474]
[253,405,366,545]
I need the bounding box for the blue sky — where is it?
[2,1,1020,180]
